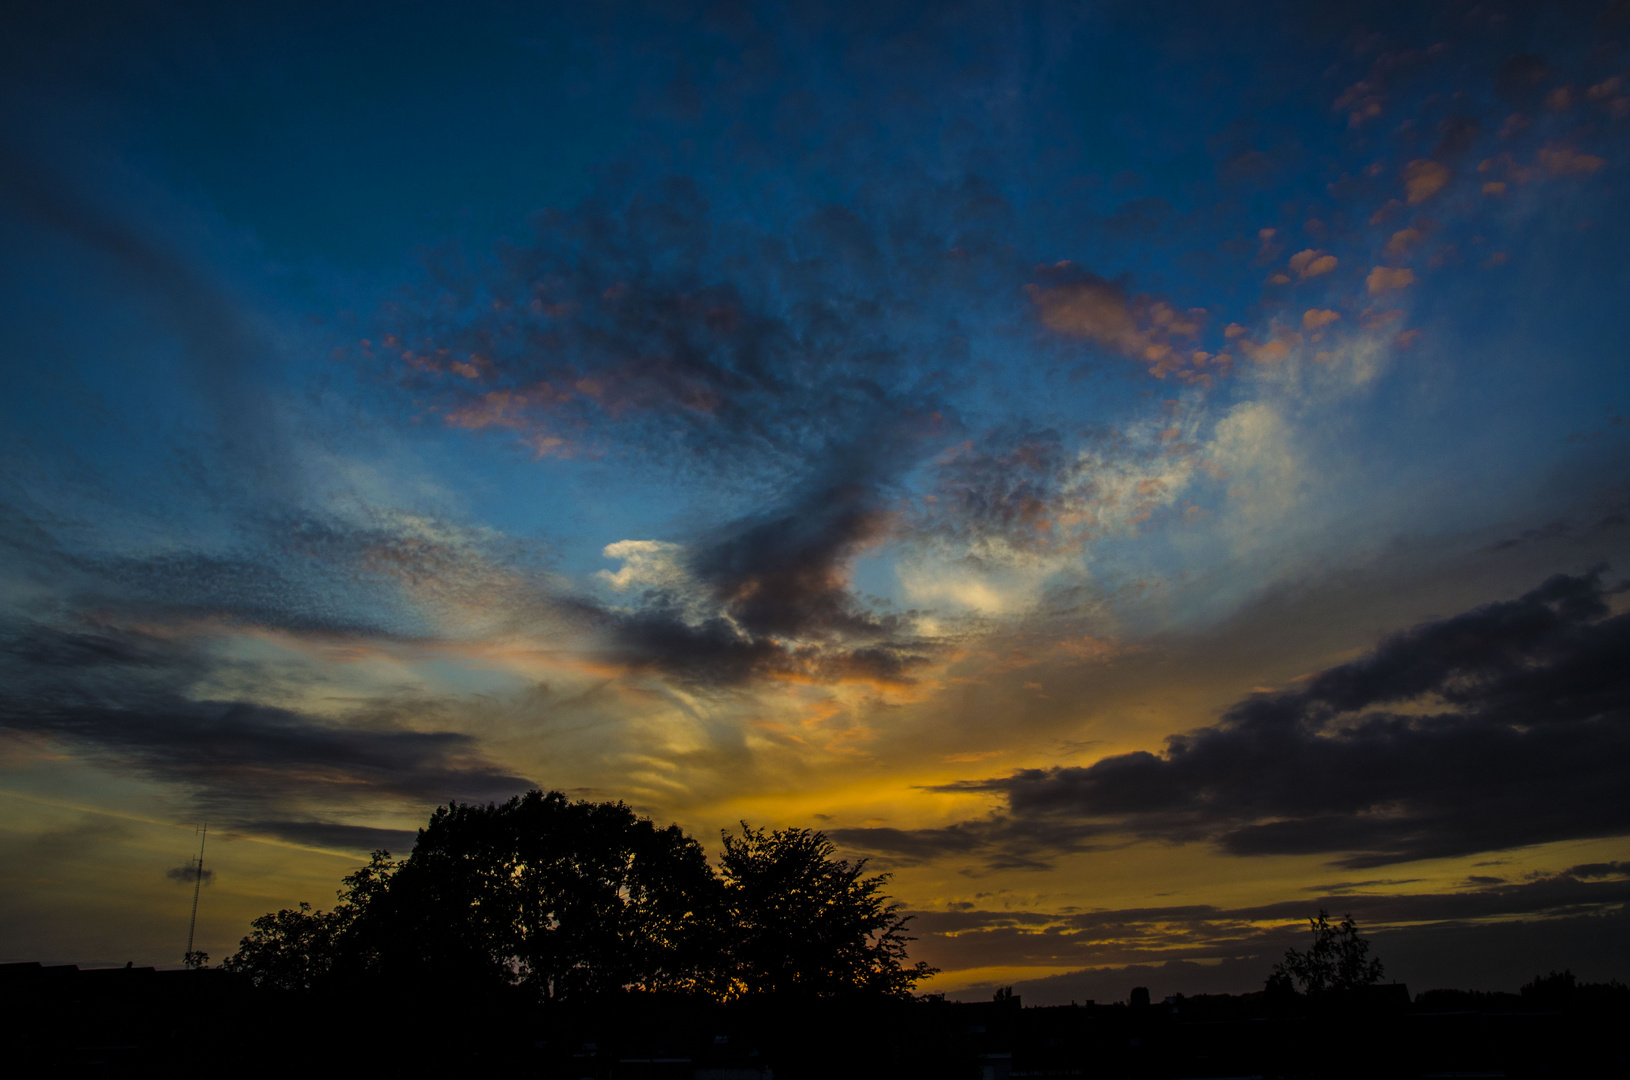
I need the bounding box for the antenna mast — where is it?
[185,822,207,967]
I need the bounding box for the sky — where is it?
[2,0,1629,1001]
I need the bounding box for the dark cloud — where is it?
[0,623,174,670]
[1302,878,1423,892]
[1432,116,1481,161]
[245,821,418,854]
[904,867,1630,980]
[913,427,1072,555]
[1486,498,1628,552]
[165,864,214,885]
[983,907,1630,1004]
[0,618,531,831]
[1,693,530,812]
[913,865,1630,1002]
[0,495,554,648]
[591,604,933,689]
[1494,54,1550,106]
[1559,860,1629,879]
[851,570,1630,869]
[831,817,1106,872]
[688,436,916,640]
[374,177,996,473]
[364,178,1048,688]
[577,441,939,687]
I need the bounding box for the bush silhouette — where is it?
[1270,909,1384,995]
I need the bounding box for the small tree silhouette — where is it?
[1271,909,1384,994]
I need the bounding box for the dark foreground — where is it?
[4,962,1627,1078]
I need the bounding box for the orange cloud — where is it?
[1301,309,1341,332]
[1027,267,1209,380]
[1288,249,1338,278]
[1537,146,1605,177]
[1382,228,1424,260]
[1366,266,1417,294]
[442,385,576,456]
[1368,199,1404,226]
[1238,333,1299,364]
[1333,80,1383,126]
[1402,160,1451,204]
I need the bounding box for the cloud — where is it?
[1026,263,1210,380]
[915,424,1194,557]
[598,540,691,594]
[901,866,1630,995]
[1402,159,1451,204]
[2,693,533,814]
[165,864,214,885]
[371,179,997,474]
[1382,228,1424,261]
[0,617,533,827]
[578,430,938,687]
[949,899,1630,1003]
[1537,146,1605,177]
[881,570,1630,870]
[1494,55,1550,106]
[245,820,418,854]
[1366,266,1417,294]
[1301,309,1341,332]
[1288,249,1337,278]
[1432,116,1481,160]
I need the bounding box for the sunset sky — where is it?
[3,0,1629,1000]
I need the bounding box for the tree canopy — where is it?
[721,824,934,998]
[1268,909,1385,995]
[224,790,935,1002]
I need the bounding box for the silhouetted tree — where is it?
[223,851,398,990]
[354,791,725,999]
[719,824,936,999]
[1271,909,1384,994]
[225,792,934,1003]
[1520,969,1576,1002]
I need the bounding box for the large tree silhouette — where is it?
[721,824,933,999]
[225,790,935,1002]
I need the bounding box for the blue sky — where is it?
[3,0,1629,996]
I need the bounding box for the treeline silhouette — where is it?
[5,793,1627,1076]
[223,789,935,1002]
[7,958,1628,1077]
